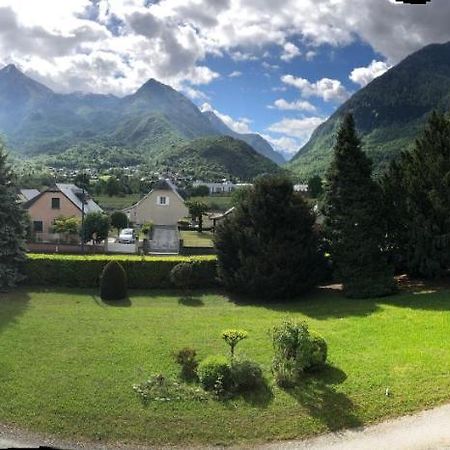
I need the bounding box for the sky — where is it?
[0,0,448,159]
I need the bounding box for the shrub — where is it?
[173,347,199,381]
[231,360,264,392]
[141,221,154,237]
[170,262,194,291]
[25,254,218,289]
[197,355,233,393]
[307,333,328,370]
[222,329,248,359]
[100,260,127,301]
[271,319,328,386]
[133,373,207,404]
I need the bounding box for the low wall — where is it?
[26,242,104,254]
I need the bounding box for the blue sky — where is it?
[0,0,447,159]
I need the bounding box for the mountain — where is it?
[154,135,282,181]
[289,41,450,179]
[202,110,285,164]
[0,65,284,165]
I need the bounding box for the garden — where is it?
[2,284,450,446]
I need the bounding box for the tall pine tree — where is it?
[383,111,450,278]
[323,113,395,298]
[214,175,323,300]
[0,141,27,290]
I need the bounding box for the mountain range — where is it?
[0,64,283,180]
[289,41,450,179]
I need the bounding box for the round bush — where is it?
[100,261,127,301]
[197,355,233,391]
[231,360,263,391]
[170,262,194,290]
[306,333,328,370]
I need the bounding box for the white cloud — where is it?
[281,74,350,103]
[267,117,326,141]
[228,70,242,78]
[0,0,449,96]
[349,60,392,87]
[280,42,300,61]
[261,134,301,158]
[200,102,252,134]
[270,98,317,113]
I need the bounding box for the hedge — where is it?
[25,254,218,289]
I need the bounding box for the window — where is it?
[33,221,43,233]
[51,197,60,209]
[157,196,169,206]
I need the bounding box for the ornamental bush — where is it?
[173,347,199,381]
[197,355,233,393]
[231,359,264,392]
[271,319,328,387]
[100,260,127,301]
[170,262,194,292]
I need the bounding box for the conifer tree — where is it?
[323,114,395,298]
[384,111,450,278]
[0,141,27,290]
[214,175,323,300]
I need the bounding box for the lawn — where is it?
[1,286,450,446]
[180,230,214,248]
[93,194,140,211]
[190,195,233,212]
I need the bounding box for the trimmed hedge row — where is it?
[25,254,218,289]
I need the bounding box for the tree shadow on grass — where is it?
[284,365,362,431]
[178,296,204,307]
[0,289,30,334]
[238,379,274,408]
[92,295,131,307]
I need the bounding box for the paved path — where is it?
[3,403,450,449]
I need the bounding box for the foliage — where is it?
[322,114,395,298]
[0,141,27,290]
[185,200,209,233]
[271,319,328,387]
[74,172,90,191]
[170,262,194,292]
[197,355,233,394]
[382,111,450,278]
[307,175,323,198]
[173,348,199,381]
[222,329,248,359]
[51,216,80,235]
[190,185,210,197]
[133,374,207,405]
[215,174,323,300]
[100,261,127,301]
[110,211,128,235]
[230,186,252,207]
[81,212,111,243]
[24,254,218,289]
[141,221,154,237]
[230,360,264,392]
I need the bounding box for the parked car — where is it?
[118,228,136,244]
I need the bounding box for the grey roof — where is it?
[19,189,40,201]
[55,183,102,214]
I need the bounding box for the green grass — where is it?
[181,230,214,248]
[2,286,450,446]
[190,195,233,212]
[93,194,140,211]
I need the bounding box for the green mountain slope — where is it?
[289,41,450,179]
[154,135,282,181]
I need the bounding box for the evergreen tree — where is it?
[214,175,323,300]
[0,142,27,290]
[323,114,395,298]
[383,111,450,278]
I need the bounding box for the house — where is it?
[192,180,236,195]
[18,189,40,204]
[124,179,188,226]
[23,183,102,235]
